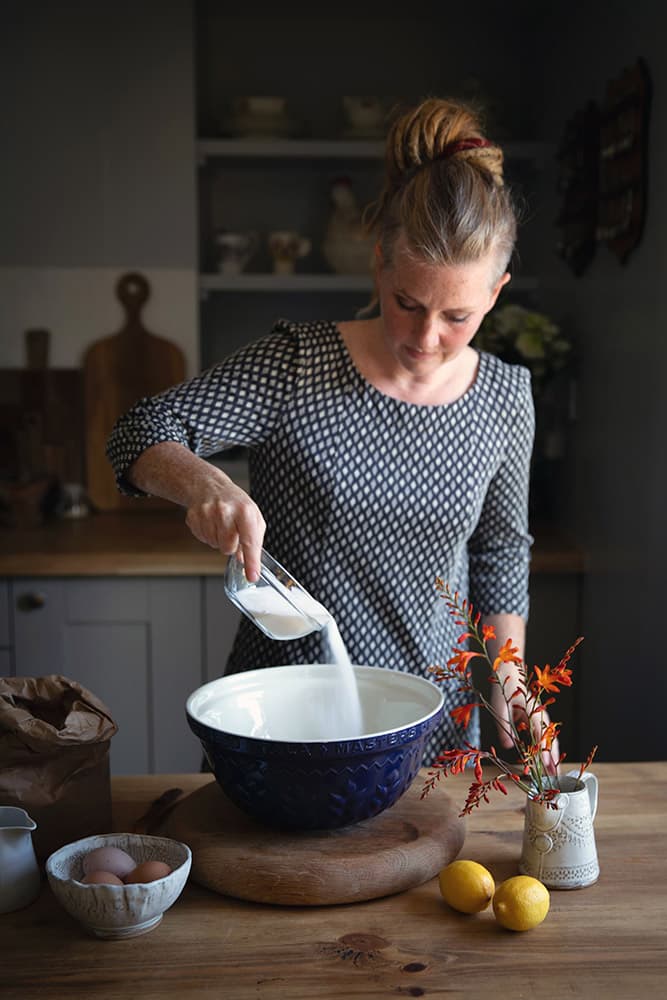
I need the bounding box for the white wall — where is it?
[535,1,667,760]
[0,0,198,374]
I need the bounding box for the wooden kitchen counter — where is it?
[0,510,585,576]
[2,762,664,1000]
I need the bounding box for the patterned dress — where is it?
[107,319,534,760]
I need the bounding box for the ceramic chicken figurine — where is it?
[322,176,374,275]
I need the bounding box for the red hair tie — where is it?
[437,137,493,160]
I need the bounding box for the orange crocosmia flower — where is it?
[551,665,573,687]
[541,722,560,751]
[534,664,571,694]
[482,624,496,642]
[450,703,477,730]
[447,650,479,673]
[492,638,522,672]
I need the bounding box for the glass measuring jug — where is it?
[224,548,331,640]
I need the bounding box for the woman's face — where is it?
[375,235,510,378]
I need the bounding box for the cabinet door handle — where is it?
[17,592,46,612]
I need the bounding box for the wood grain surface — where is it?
[82,273,185,512]
[2,763,666,1000]
[164,777,465,905]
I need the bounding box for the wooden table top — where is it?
[3,761,665,999]
[0,510,585,576]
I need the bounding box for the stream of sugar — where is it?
[234,587,364,739]
[318,616,364,739]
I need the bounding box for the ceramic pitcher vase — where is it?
[519,770,599,889]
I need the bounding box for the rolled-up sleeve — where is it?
[467,367,535,619]
[106,327,298,497]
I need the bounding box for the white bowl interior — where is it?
[187,663,443,742]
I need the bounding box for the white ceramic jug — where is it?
[215,231,258,275]
[0,806,41,913]
[519,770,599,889]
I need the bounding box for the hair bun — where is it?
[387,97,504,186]
[363,95,517,274]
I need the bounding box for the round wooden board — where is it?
[165,778,465,906]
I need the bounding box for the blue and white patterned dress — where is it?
[107,319,534,760]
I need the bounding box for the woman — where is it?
[107,96,553,766]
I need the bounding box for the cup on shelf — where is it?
[267,231,311,274]
[215,231,258,275]
[225,97,294,139]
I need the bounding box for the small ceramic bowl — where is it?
[186,663,444,830]
[46,833,191,939]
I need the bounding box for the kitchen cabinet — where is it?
[197,137,381,368]
[6,577,238,776]
[193,3,548,355]
[203,575,241,684]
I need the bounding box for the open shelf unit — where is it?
[196,135,549,367]
[197,138,551,163]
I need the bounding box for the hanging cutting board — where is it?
[0,329,85,485]
[164,777,465,906]
[82,272,186,511]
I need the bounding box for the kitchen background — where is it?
[1,0,664,767]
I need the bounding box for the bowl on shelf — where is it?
[224,96,299,139]
[46,833,191,939]
[341,96,386,137]
[186,663,444,830]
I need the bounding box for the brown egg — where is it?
[82,846,136,879]
[81,870,124,885]
[123,860,172,884]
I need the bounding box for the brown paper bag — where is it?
[0,675,118,863]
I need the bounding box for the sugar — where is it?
[235,585,364,739]
[319,617,364,739]
[235,586,330,640]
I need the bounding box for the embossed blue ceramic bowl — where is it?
[186,664,444,830]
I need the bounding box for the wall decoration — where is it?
[555,101,601,276]
[596,58,652,264]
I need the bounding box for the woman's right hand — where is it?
[185,481,266,582]
[127,442,266,581]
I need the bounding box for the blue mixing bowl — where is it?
[186,663,444,830]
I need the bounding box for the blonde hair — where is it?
[364,97,517,279]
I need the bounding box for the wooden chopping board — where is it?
[0,329,84,486]
[82,272,186,511]
[164,777,465,906]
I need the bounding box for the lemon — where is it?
[438,860,495,914]
[492,875,550,931]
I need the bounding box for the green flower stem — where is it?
[461,607,556,797]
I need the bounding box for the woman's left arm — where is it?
[483,611,560,774]
[468,368,559,772]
